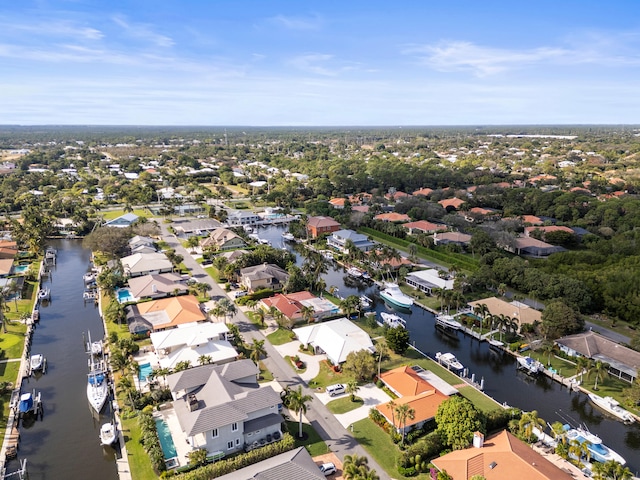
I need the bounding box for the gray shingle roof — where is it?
[215,447,325,480]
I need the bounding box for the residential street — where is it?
[160,223,392,480]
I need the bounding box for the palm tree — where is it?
[248,339,267,365]
[198,354,212,365]
[575,356,589,384]
[375,342,390,378]
[602,459,633,480]
[395,403,415,444]
[343,454,376,480]
[254,307,266,327]
[388,399,397,431]
[340,295,360,318]
[518,410,546,441]
[589,360,609,390]
[568,438,590,465]
[288,386,313,438]
[541,342,557,367]
[346,380,359,402]
[300,305,315,324]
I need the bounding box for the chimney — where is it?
[473,431,484,448]
[188,393,199,411]
[151,284,157,293]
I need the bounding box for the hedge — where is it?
[173,433,296,480]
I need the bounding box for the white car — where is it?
[319,462,336,476]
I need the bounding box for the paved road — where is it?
[160,224,391,480]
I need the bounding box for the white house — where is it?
[120,252,173,277]
[405,268,454,295]
[294,318,375,365]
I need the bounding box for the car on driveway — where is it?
[319,462,336,476]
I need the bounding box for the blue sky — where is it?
[2,1,640,125]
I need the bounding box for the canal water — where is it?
[7,239,119,480]
[260,224,640,474]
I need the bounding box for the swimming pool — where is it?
[13,264,29,274]
[138,362,154,382]
[116,288,134,303]
[155,419,178,461]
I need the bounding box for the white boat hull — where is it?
[517,356,543,374]
[436,352,464,372]
[100,422,118,446]
[564,425,626,466]
[588,393,636,423]
[87,381,108,413]
[380,284,413,309]
[379,312,406,329]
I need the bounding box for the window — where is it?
[231,422,238,432]
[235,439,240,446]
[211,428,218,438]
[227,441,234,450]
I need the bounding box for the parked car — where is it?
[319,462,336,476]
[326,384,345,397]
[233,290,248,299]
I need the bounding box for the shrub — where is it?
[138,411,166,474]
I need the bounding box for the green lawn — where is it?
[258,361,274,382]
[326,396,364,414]
[458,386,502,413]
[101,208,152,220]
[0,325,27,360]
[121,415,158,480]
[285,420,328,456]
[0,362,21,445]
[528,351,576,377]
[266,328,295,345]
[352,418,428,480]
[308,360,355,389]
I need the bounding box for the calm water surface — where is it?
[7,239,119,480]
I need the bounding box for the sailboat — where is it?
[87,332,108,413]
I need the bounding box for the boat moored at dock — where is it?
[435,313,462,330]
[379,312,407,329]
[516,356,543,375]
[588,393,636,424]
[99,422,118,446]
[563,424,626,465]
[379,283,413,309]
[435,352,464,373]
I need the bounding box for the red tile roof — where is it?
[438,198,466,210]
[374,212,411,222]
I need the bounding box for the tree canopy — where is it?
[436,396,485,450]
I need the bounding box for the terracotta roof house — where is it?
[438,197,466,211]
[432,430,573,480]
[261,291,339,322]
[294,318,375,365]
[127,272,188,300]
[0,258,14,277]
[167,359,282,457]
[524,225,575,240]
[0,240,18,259]
[469,207,501,219]
[151,322,237,370]
[126,294,206,333]
[570,186,592,195]
[306,216,341,239]
[433,231,472,246]
[511,237,565,258]
[528,174,557,185]
[329,197,347,209]
[104,213,139,228]
[402,220,447,235]
[556,331,640,383]
[521,215,544,225]
[376,366,451,433]
[327,229,375,252]
[215,447,325,480]
[385,191,410,202]
[240,263,289,292]
[352,205,370,213]
[200,228,247,251]
[468,297,541,331]
[413,187,434,197]
[374,212,411,223]
[120,252,174,277]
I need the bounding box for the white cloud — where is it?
[111,15,174,48]
[288,53,337,76]
[269,14,322,31]
[0,19,104,41]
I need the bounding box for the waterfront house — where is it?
[151,322,237,370]
[306,216,341,239]
[214,447,325,480]
[200,228,247,251]
[405,268,454,295]
[167,359,282,456]
[127,272,188,300]
[376,366,451,434]
[261,291,339,323]
[120,252,173,277]
[104,212,139,228]
[293,318,375,365]
[468,297,541,331]
[227,210,261,227]
[239,263,289,292]
[556,331,640,383]
[432,430,573,480]
[173,218,222,237]
[327,229,375,253]
[126,294,206,333]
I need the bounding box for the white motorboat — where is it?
[359,295,372,309]
[379,283,413,309]
[379,312,406,329]
[90,340,103,356]
[516,356,543,375]
[281,232,295,241]
[320,250,334,261]
[83,272,97,284]
[435,352,464,372]
[87,332,108,413]
[30,353,45,373]
[563,424,626,465]
[346,267,363,278]
[38,288,51,301]
[588,393,636,424]
[435,313,462,330]
[100,422,118,446]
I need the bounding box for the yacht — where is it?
[87,332,108,413]
[281,232,295,241]
[435,313,462,330]
[563,424,626,465]
[435,352,464,372]
[359,295,372,309]
[588,393,636,423]
[379,283,413,309]
[379,312,406,329]
[346,267,363,278]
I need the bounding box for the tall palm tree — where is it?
[340,295,360,318]
[388,399,397,432]
[248,339,267,365]
[300,305,315,324]
[346,380,359,402]
[589,360,609,390]
[395,403,415,444]
[254,307,266,327]
[541,342,557,367]
[343,454,377,480]
[575,356,589,384]
[198,354,213,365]
[602,459,633,480]
[375,342,390,378]
[568,438,590,465]
[288,386,313,438]
[518,410,546,440]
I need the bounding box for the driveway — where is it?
[272,340,322,382]
[316,383,392,428]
